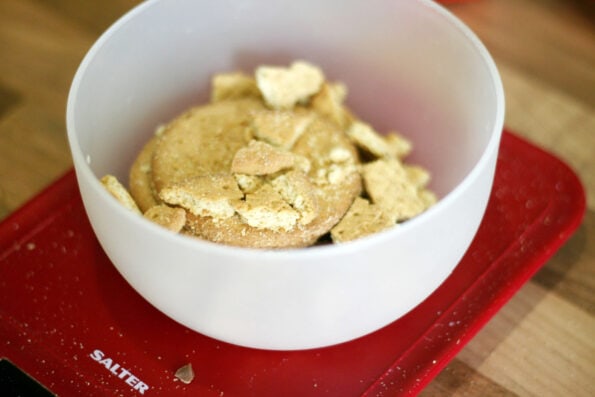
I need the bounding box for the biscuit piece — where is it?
[310,82,350,128]
[270,170,319,225]
[405,164,431,188]
[101,174,141,214]
[251,109,313,149]
[129,135,161,212]
[233,184,299,231]
[211,72,260,102]
[151,98,264,192]
[330,197,393,243]
[234,174,264,194]
[143,204,186,232]
[385,131,412,159]
[174,364,195,385]
[231,140,296,175]
[256,61,324,110]
[362,159,426,222]
[346,121,393,158]
[159,174,243,219]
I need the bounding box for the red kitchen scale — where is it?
[0,130,585,396]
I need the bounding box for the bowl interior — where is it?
[66,0,504,350]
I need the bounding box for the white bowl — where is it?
[66,0,504,350]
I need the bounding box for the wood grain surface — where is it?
[0,1,593,396]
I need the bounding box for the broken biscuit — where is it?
[330,197,393,243]
[159,174,243,219]
[346,121,392,158]
[101,174,141,214]
[270,170,319,225]
[144,204,186,232]
[251,109,313,149]
[310,82,350,128]
[256,61,324,110]
[233,184,299,231]
[385,131,412,159]
[362,159,426,222]
[231,140,296,175]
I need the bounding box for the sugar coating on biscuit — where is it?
[251,109,313,149]
[101,174,141,214]
[330,197,394,243]
[159,174,243,219]
[233,184,299,231]
[362,159,426,222]
[144,204,186,232]
[347,121,393,158]
[211,72,260,102]
[270,170,319,225]
[231,140,296,175]
[310,82,350,128]
[385,131,412,159]
[256,61,324,110]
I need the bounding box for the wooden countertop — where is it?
[0,1,593,395]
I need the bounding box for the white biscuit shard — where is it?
[159,174,243,219]
[231,140,296,175]
[233,184,299,231]
[255,61,324,110]
[100,174,141,214]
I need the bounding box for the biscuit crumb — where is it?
[331,197,393,242]
[251,109,313,149]
[159,174,243,219]
[211,72,260,102]
[405,165,431,188]
[101,175,141,214]
[144,205,186,232]
[234,174,264,194]
[346,121,393,158]
[231,140,296,175]
[270,170,319,225]
[233,184,299,231]
[256,61,324,109]
[174,363,195,384]
[362,159,426,222]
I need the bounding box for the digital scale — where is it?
[0,131,585,396]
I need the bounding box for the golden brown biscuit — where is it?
[330,197,393,243]
[231,140,296,175]
[101,174,141,214]
[129,135,161,212]
[143,204,186,232]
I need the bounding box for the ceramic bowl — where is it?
[66,0,504,350]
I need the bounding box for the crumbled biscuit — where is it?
[234,173,264,194]
[101,174,141,214]
[362,159,426,222]
[329,147,352,163]
[405,165,431,188]
[231,140,296,175]
[129,136,161,212]
[174,364,195,384]
[251,109,313,149]
[270,170,319,225]
[330,197,393,243]
[327,163,358,185]
[211,72,260,102]
[385,131,412,159]
[255,61,324,110]
[233,184,299,231]
[143,204,186,232]
[159,174,243,219]
[310,82,350,128]
[346,121,392,158]
[419,189,438,208]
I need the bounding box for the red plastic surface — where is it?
[0,131,585,396]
